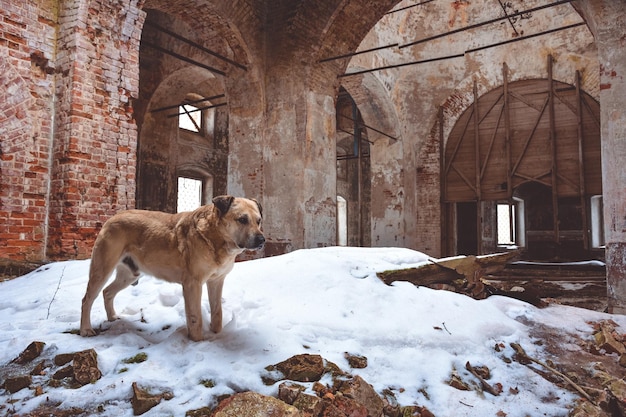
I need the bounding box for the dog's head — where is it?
[211,195,265,251]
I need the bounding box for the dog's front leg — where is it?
[182,281,204,341]
[206,277,225,334]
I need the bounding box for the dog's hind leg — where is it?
[103,261,140,322]
[81,239,121,337]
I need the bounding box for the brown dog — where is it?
[80,195,264,341]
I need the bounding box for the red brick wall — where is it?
[45,0,144,259]
[0,1,56,261]
[0,0,144,261]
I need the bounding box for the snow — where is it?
[1,247,624,416]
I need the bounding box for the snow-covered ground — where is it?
[1,247,624,416]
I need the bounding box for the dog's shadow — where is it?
[93,310,266,351]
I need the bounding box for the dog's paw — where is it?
[80,328,98,337]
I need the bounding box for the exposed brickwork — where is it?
[1,0,143,261]
[0,1,56,261]
[44,0,144,260]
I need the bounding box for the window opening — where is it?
[496,197,525,247]
[179,104,202,132]
[590,195,604,248]
[177,177,202,213]
[337,196,348,246]
[497,202,515,245]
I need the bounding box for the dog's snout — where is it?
[254,234,266,249]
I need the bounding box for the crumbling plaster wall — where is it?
[574,0,626,314]
[347,0,598,256]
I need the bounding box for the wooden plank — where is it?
[548,55,560,243]
[576,71,589,250]
[377,251,521,286]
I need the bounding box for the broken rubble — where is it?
[12,341,46,365]
[212,391,301,417]
[131,381,174,416]
[73,349,102,385]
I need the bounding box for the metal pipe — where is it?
[142,40,226,76]
[386,0,435,15]
[399,0,574,48]
[145,21,247,70]
[340,53,464,77]
[166,102,227,118]
[465,22,585,54]
[150,94,226,113]
[339,114,398,141]
[341,21,584,78]
[319,43,399,63]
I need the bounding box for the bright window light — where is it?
[497,203,516,245]
[177,177,202,213]
[179,104,202,132]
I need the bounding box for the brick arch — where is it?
[0,56,45,260]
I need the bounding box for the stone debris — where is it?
[5,327,626,417]
[271,355,426,417]
[212,391,301,417]
[12,341,46,365]
[344,352,368,369]
[131,381,174,415]
[1,343,103,398]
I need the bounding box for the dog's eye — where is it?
[237,216,248,225]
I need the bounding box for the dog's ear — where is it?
[212,195,235,217]
[252,198,263,217]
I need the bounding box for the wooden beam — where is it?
[439,106,447,255]
[576,70,590,250]
[473,80,482,254]
[480,103,504,180]
[503,63,512,201]
[445,108,474,176]
[548,55,560,243]
[511,97,549,176]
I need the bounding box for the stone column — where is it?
[244,62,337,255]
[578,0,626,313]
[599,8,626,314]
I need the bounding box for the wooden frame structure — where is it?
[441,56,601,258]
